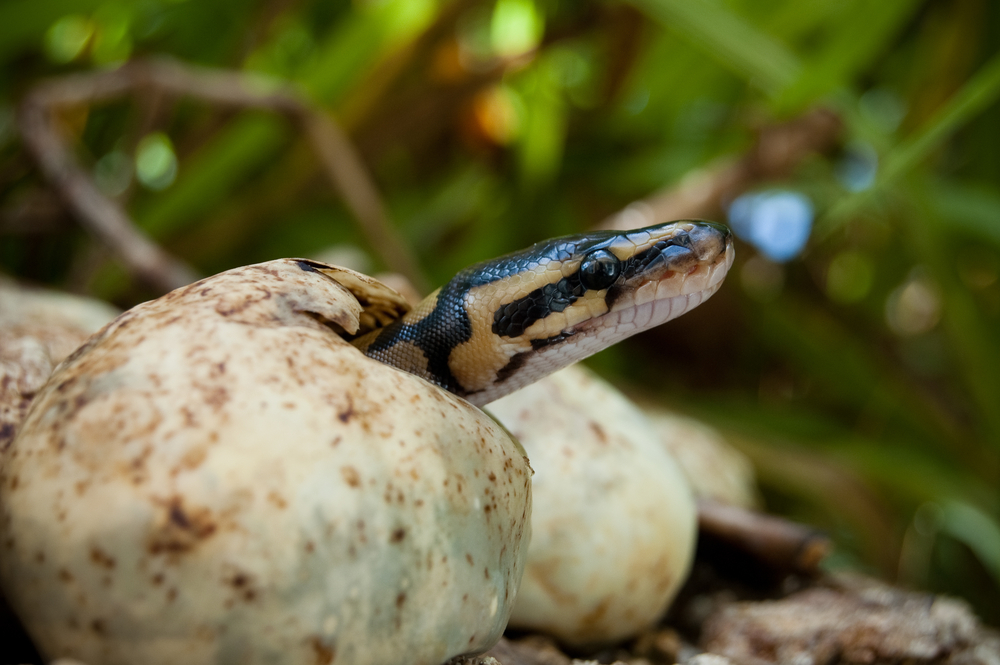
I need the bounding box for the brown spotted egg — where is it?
[0,277,120,449]
[487,364,697,646]
[0,260,531,665]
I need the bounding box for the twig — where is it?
[599,108,842,230]
[303,112,428,293]
[18,92,198,292]
[697,499,832,576]
[18,58,429,294]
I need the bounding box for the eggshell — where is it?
[644,409,758,509]
[488,364,696,646]
[0,260,531,665]
[0,277,120,448]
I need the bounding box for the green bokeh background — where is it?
[1,0,998,622]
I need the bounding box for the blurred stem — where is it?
[18,72,200,292]
[304,110,429,293]
[698,401,998,580]
[697,499,832,576]
[27,58,429,294]
[130,1,437,289]
[600,109,842,230]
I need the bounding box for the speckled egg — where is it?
[0,260,532,665]
[0,277,120,448]
[488,364,696,646]
[644,408,758,509]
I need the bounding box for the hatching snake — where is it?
[349,221,734,406]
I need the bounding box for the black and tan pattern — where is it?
[349,221,735,406]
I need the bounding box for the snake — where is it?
[350,220,734,407]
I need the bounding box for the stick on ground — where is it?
[697,499,832,576]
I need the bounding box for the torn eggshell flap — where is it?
[0,260,531,665]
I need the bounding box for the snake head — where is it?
[602,220,734,317]
[487,221,732,336]
[354,220,734,406]
[461,220,735,404]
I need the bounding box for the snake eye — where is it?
[579,249,621,290]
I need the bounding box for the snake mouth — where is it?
[624,224,733,308]
[606,239,733,333]
[481,221,733,404]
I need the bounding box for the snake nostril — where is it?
[682,223,731,260]
[702,221,733,247]
[670,232,692,248]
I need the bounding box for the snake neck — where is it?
[351,221,735,407]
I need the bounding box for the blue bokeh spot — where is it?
[837,141,878,192]
[727,190,814,263]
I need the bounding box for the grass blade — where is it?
[628,0,800,94]
[881,52,1000,184]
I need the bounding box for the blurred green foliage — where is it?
[1,0,999,621]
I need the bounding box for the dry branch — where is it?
[17,58,428,294]
[18,88,198,292]
[697,499,832,576]
[600,108,843,231]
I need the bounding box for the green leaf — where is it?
[132,0,435,247]
[906,184,1000,450]
[298,0,435,104]
[0,0,104,65]
[134,114,289,238]
[881,52,1000,185]
[821,51,1000,238]
[752,296,963,450]
[928,180,1000,246]
[941,501,1000,586]
[627,0,800,94]
[515,60,568,187]
[776,0,922,111]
